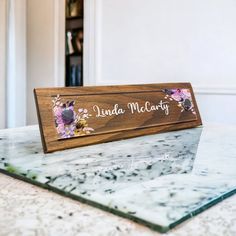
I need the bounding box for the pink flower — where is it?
[57,124,65,134]
[171,90,183,102]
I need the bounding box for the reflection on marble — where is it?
[0,125,235,233]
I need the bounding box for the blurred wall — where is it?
[26,0,65,125]
[3,0,236,127]
[91,0,236,124]
[0,0,7,129]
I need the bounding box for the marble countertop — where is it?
[0,124,236,235]
[0,173,235,236]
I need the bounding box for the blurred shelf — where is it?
[65,1,84,87]
[67,52,83,57]
[66,15,83,20]
[66,18,83,30]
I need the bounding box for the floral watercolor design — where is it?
[163,89,196,115]
[52,95,94,139]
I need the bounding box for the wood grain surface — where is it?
[34,83,202,153]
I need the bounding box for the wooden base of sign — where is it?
[34,83,202,153]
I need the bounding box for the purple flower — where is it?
[62,109,75,125]
[163,88,195,114]
[52,96,94,139]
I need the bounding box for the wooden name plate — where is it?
[34,83,202,153]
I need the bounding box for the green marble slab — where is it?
[0,124,235,233]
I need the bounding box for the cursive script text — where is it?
[127,100,169,115]
[93,104,126,118]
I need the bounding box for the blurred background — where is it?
[0,0,236,129]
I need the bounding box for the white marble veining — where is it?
[0,124,235,233]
